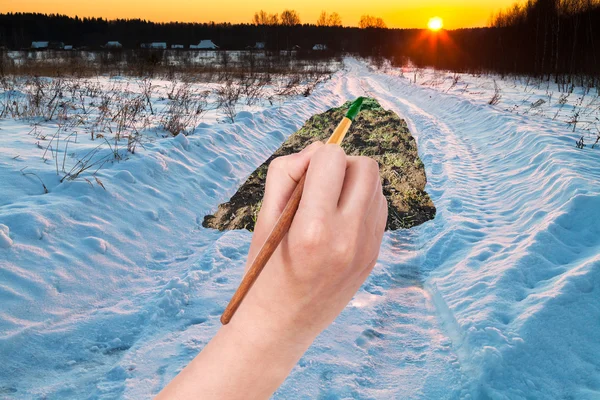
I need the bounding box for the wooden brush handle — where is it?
[220,174,306,325]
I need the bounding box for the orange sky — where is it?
[0,0,517,29]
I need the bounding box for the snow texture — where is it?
[0,58,599,399]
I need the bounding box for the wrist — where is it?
[226,296,317,355]
[159,304,314,400]
[204,305,314,398]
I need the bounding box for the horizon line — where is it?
[0,11,492,30]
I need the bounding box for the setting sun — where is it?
[428,16,444,31]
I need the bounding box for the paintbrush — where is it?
[221,97,365,325]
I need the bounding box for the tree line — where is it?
[1,2,599,86]
[486,0,600,80]
[0,11,390,50]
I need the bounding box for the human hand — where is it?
[232,141,387,346]
[156,142,387,400]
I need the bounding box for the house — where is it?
[171,44,184,49]
[105,41,123,49]
[312,44,327,51]
[31,41,49,49]
[190,40,218,49]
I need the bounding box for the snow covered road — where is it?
[1,58,599,399]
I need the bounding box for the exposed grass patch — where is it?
[203,98,435,231]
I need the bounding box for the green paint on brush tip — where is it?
[345,97,365,121]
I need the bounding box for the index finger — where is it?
[337,156,381,219]
[299,144,347,214]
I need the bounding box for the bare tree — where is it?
[317,11,329,27]
[317,11,342,27]
[253,10,268,25]
[253,10,279,25]
[281,10,301,26]
[268,13,280,25]
[328,12,343,27]
[359,15,386,28]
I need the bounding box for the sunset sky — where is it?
[1,0,517,29]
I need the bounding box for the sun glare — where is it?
[428,17,443,31]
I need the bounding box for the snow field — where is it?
[1,58,599,399]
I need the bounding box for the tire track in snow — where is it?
[354,60,600,399]
[356,71,489,395]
